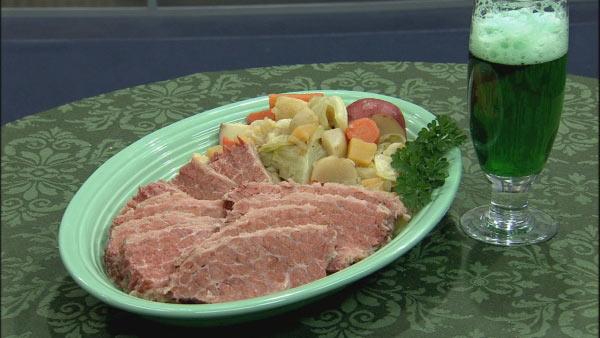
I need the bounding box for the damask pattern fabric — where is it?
[1,62,598,337]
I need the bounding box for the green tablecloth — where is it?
[1,62,598,338]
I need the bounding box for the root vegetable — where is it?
[289,108,319,132]
[347,98,406,132]
[311,156,358,185]
[272,96,310,120]
[371,114,407,140]
[322,128,347,157]
[269,93,324,108]
[345,118,380,143]
[347,138,377,167]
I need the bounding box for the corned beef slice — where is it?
[171,155,237,200]
[119,222,221,301]
[225,193,393,271]
[113,191,225,226]
[210,141,272,184]
[170,143,271,201]
[218,205,322,237]
[225,181,409,218]
[167,224,336,304]
[104,213,223,285]
[113,180,182,224]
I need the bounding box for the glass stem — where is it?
[486,174,537,234]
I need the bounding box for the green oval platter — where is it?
[58,90,462,326]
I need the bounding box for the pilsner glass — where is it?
[460,0,568,245]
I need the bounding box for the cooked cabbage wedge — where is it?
[219,118,291,148]
[374,141,405,182]
[259,127,327,184]
[308,96,348,131]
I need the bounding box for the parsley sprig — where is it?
[391,115,466,212]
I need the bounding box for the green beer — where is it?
[468,4,568,177]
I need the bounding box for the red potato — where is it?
[371,114,407,140]
[346,98,406,132]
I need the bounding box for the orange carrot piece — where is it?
[345,118,380,144]
[247,109,276,124]
[268,93,324,108]
[221,137,238,148]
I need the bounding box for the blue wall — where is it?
[2,2,598,124]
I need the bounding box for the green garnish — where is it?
[391,115,466,212]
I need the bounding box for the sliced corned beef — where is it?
[113,191,225,226]
[121,180,181,214]
[171,154,237,200]
[210,141,272,185]
[218,204,322,237]
[112,181,183,228]
[104,212,223,285]
[225,181,409,219]
[228,191,393,225]
[225,193,393,271]
[119,222,221,301]
[104,135,411,304]
[167,224,336,304]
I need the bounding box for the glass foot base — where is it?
[459,206,558,246]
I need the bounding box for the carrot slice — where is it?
[345,118,380,144]
[247,109,276,124]
[268,93,324,108]
[221,137,238,148]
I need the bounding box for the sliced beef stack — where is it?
[120,221,222,301]
[104,141,410,304]
[104,212,221,289]
[223,183,407,272]
[105,142,268,299]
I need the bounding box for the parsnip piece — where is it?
[347,138,377,167]
[272,96,309,120]
[289,108,319,132]
[321,128,347,157]
[307,97,331,128]
[311,156,358,185]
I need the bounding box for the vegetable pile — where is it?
[203,92,464,213]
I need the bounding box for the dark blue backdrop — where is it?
[2,2,597,125]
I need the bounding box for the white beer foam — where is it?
[470,1,568,65]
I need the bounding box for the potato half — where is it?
[310,155,358,185]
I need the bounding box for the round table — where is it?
[1,61,598,338]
